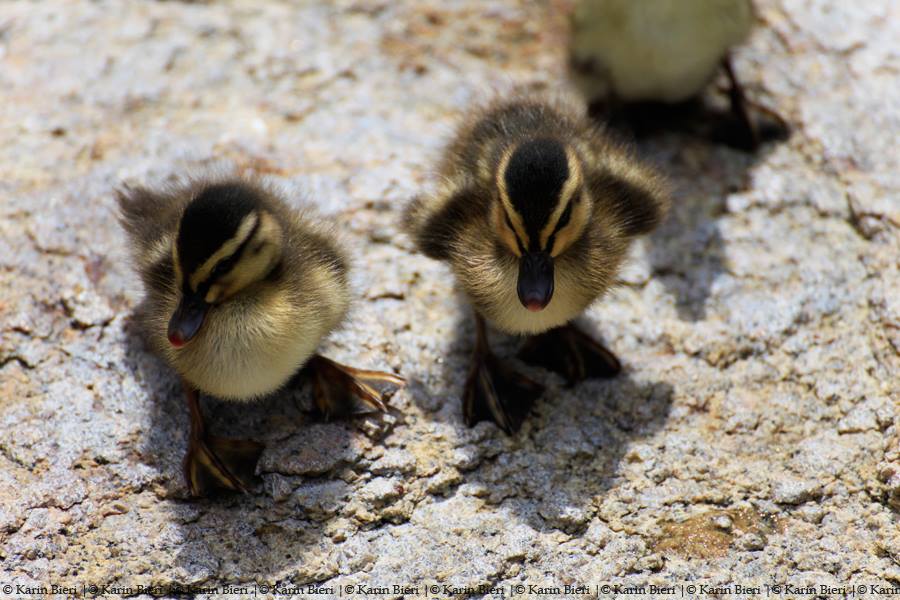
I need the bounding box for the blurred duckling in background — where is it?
[569,0,787,150]
[405,96,669,434]
[118,177,404,496]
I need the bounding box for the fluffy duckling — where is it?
[405,96,669,434]
[569,0,782,149]
[118,177,404,496]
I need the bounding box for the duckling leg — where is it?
[307,355,405,419]
[182,383,263,497]
[518,324,621,385]
[724,55,791,149]
[720,54,760,151]
[463,313,545,435]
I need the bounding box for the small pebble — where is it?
[713,515,733,531]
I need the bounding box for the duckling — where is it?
[405,96,669,434]
[118,177,404,496]
[569,0,785,150]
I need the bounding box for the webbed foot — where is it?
[462,313,544,435]
[308,354,405,419]
[183,386,263,497]
[518,324,621,385]
[184,434,264,497]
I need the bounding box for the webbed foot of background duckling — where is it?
[184,434,264,497]
[518,324,621,385]
[463,348,545,435]
[307,354,405,419]
[182,385,263,497]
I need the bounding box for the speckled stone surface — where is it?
[1,0,898,597]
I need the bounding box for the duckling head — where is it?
[168,182,284,348]
[494,137,590,312]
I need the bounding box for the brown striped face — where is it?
[168,183,283,347]
[195,211,283,304]
[492,138,592,311]
[494,139,590,258]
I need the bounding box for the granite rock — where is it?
[1,0,898,595]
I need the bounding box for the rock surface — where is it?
[1,0,898,597]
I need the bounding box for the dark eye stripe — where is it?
[212,255,237,278]
[193,217,262,292]
[554,202,573,233]
[504,212,527,254]
[544,201,575,254]
[546,231,558,254]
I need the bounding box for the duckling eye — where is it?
[556,202,573,231]
[503,212,526,254]
[210,260,231,281]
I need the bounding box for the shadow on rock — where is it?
[413,305,673,534]
[123,311,378,585]
[591,96,789,153]
[598,103,787,321]
[590,93,790,321]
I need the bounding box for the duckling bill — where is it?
[406,96,669,434]
[118,177,404,496]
